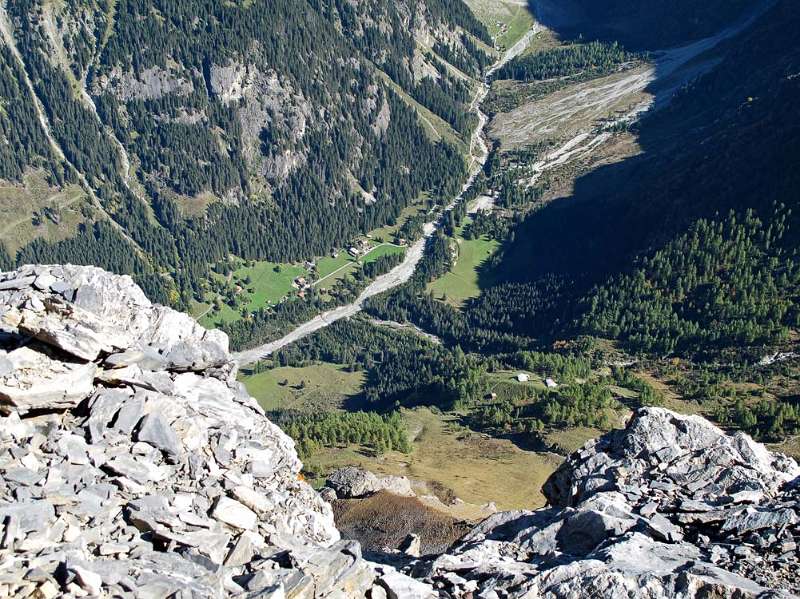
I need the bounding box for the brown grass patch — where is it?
[309,407,562,511]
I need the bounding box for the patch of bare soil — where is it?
[332,491,472,556]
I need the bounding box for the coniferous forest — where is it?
[0,0,486,308]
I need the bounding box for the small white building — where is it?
[516,373,530,383]
[545,378,558,389]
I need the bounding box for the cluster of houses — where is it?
[516,373,559,388]
[347,238,372,258]
[495,21,510,42]
[291,276,312,298]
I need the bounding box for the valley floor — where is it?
[240,0,800,552]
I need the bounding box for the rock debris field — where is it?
[0,264,799,598]
[0,265,432,598]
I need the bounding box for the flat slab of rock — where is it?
[211,496,258,530]
[0,346,96,414]
[137,413,183,462]
[374,565,437,599]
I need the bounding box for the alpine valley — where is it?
[1,0,800,597]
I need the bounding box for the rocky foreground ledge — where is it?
[0,265,431,598]
[414,409,800,598]
[1,265,799,598]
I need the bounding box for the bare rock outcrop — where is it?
[416,408,800,598]
[325,467,414,499]
[92,65,195,102]
[209,62,312,186]
[0,265,431,598]
[3,265,799,598]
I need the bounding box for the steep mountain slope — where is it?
[0,0,489,305]
[488,0,800,360]
[534,0,762,49]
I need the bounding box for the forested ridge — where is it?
[492,41,642,82]
[582,208,798,356]
[263,0,800,377]
[0,0,487,307]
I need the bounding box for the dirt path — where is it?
[313,243,405,288]
[233,235,431,365]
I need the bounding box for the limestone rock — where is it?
[0,265,229,380]
[136,413,183,462]
[419,408,800,598]
[0,266,389,598]
[211,496,258,531]
[380,475,414,498]
[318,486,338,503]
[398,534,421,558]
[327,467,382,498]
[373,564,437,599]
[0,345,96,414]
[326,467,415,499]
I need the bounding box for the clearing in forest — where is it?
[240,363,365,413]
[464,0,537,50]
[428,232,499,307]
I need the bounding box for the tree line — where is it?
[269,410,411,458]
[492,41,642,82]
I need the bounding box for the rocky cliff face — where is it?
[0,265,432,598]
[2,265,799,599]
[416,408,800,598]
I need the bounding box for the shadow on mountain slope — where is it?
[529,0,764,50]
[481,0,800,331]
